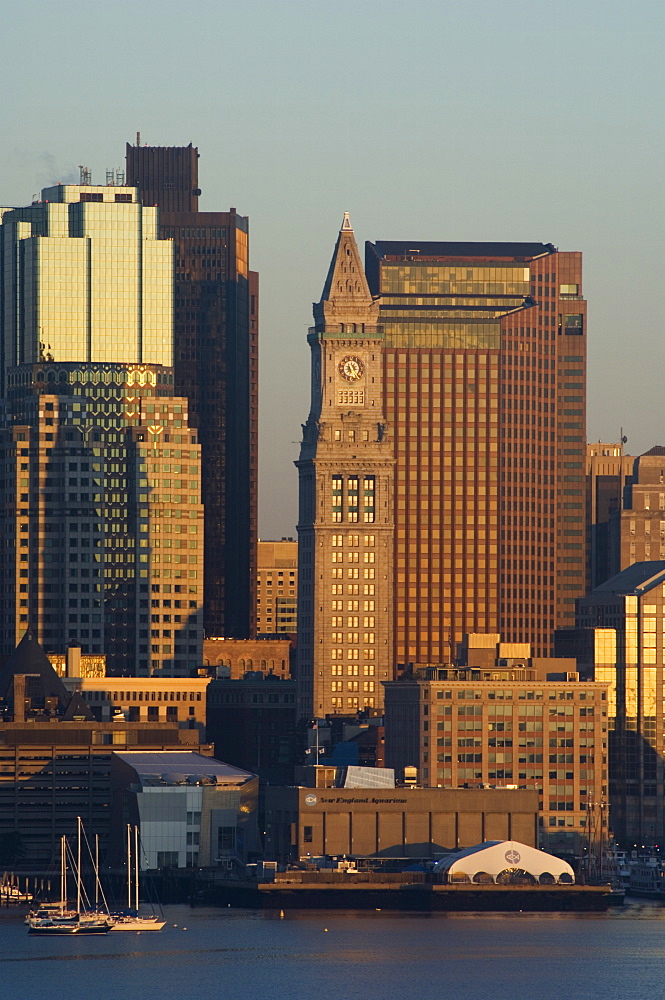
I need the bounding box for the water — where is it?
[3,901,665,1000]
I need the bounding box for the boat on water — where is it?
[626,855,665,900]
[1,883,32,904]
[28,914,110,935]
[108,825,165,932]
[27,821,111,936]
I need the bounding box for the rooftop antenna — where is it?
[78,165,91,186]
[136,131,141,147]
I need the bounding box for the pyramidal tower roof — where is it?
[313,213,379,333]
[0,629,70,708]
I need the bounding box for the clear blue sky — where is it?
[2,0,663,537]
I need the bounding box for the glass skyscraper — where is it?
[0,183,173,378]
[0,180,203,676]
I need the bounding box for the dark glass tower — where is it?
[126,142,258,639]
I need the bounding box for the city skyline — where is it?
[1,1,662,537]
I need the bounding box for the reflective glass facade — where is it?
[0,363,203,677]
[0,185,173,382]
[568,568,665,843]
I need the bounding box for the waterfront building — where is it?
[586,442,634,589]
[296,214,395,718]
[126,142,258,640]
[264,785,539,865]
[113,750,259,869]
[0,631,208,864]
[0,362,203,675]
[256,538,298,636]
[557,562,665,845]
[383,646,608,853]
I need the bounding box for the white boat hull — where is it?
[110,917,166,931]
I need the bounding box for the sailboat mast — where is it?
[60,835,66,913]
[127,824,132,911]
[76,816,82,915]
[95,834,99,910]
[134,825,139,912]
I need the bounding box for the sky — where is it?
[1,0,663,538]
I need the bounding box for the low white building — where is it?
[113,751,259,869]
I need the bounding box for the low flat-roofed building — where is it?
[112,750,259,869]
[265,785,538,866]
[63,676,210,741]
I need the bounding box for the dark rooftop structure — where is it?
[591,561,665,595]
[367,241,557,261]
[0,629,70,713]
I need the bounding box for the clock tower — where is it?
[296,214,394,720]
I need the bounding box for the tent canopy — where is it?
[433,841,575,884]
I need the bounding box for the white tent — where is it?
[433,840,575,885]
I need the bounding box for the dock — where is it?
[198,871,623,912]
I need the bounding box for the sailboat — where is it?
[109,825,165,932]
[28,820,111,935]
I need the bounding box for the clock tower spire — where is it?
[314,213,378,333]
[296,216,394,720]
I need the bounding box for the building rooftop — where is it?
[0,630,71,709]
[368,240,556,261]
[592,561,665,596]
[115,750,254,786]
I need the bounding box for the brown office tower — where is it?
[608,446,665,577]
[126,142,258,639]
[364,240,587,662]
[586,442,634,589]
[296,215,394,718]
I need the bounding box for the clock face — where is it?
[338,355,365,382]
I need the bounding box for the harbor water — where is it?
[3,900,665,1000]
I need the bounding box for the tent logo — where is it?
[505,849,521,865]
